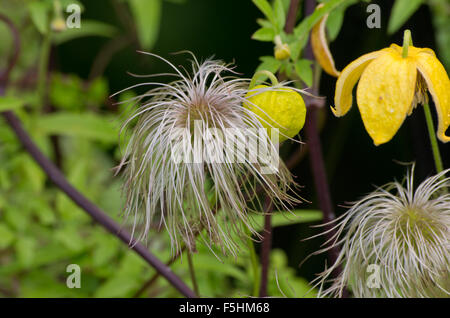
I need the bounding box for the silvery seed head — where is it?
[314,167,450,297]
[115,52,300,256]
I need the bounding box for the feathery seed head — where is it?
[315,167,450,297]
[115,52,300,256]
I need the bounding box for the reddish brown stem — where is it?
[302,0,348,297]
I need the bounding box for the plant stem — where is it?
[258,196,273,297]
[423,103,445,175]
[402,29,412,58]
[247,234,260,297]
[249,70,279,88]
[133,248,183,297]
[133,206,220,297]
[186,251,199,297]
[37,29,51,109]
[284,0,300,33]
[303,0,348,296]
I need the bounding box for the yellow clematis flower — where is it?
[332,43,450,145]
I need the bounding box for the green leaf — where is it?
[252,0,275,25]
[251,27,275,42]
[31,199,56,225]
[0,224,15,249]
[59,0,85,11]
[281,0,291,13]
[253,209,322,232]
[293,0,348,51]
[94,275,140,297]
[86,77,109,106]
[128,0,162,50]
[20,271,86,297]
[21,156,46,192]
[116,252,146,277]
[0,169,11,190]
[289,40,303,62]
[4,206,29,232]
[32,242,79,268]
[388,0,423,34]
[15,237,36,268]
[52,20,117,45]
[255,56,282,82]
[54,226,85,252]
[326,0,356,41]
[0,96,25,112]
[256,18,272,28]
[191,254,248,282]
[274,0,286,32]
[49,73,84,110]
[295,59,313,87]
[28,1,50,34]
[92,235,120,267]
[267,249,317,297]
[34,112,118,144]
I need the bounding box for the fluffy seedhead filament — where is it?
[115,52,300,257]
[313,167,450,297]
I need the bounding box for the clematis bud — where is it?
[274,35,291,60]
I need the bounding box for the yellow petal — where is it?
[416,51,450,143]
[333,49,386,117]
[311,7,340,77]
[356,49,417,145]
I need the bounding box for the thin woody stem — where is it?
[186,251,199,297]
[133,247,184,297]
[303,0,348,296]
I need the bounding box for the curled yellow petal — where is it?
[311,6,340,78]
[416,51,450,143]
[333,50,386,117]
[356,49,417,145]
